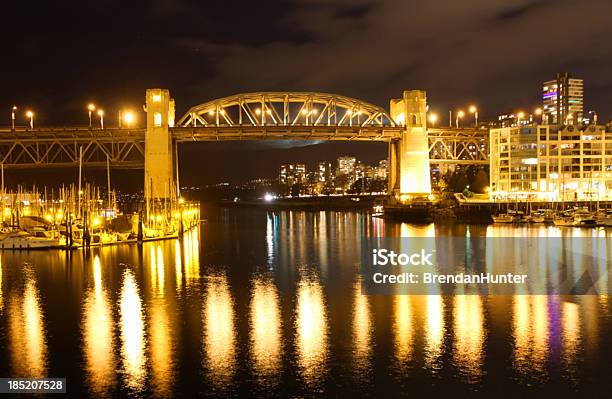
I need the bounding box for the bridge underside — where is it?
[171,126,402,142]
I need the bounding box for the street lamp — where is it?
[25,110,34,129]
[456,110,464,128]
[469,105,478,127]
[97,109,104,129]
[123,111,135,128]
[534,107,543,124]
[428,112,438,127]
[11,106,17,129]
[87,103,95,128]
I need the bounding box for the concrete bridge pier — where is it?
[144,88,176,204]
[388,90,432,200]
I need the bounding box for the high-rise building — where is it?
[542,73,584,124]
[316,161,333,183]
[377,160,388,180]
[337,156,356,176]
[279,164,306,185]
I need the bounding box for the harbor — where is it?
[0,183,200,250]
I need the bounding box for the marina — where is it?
[0,184,200,250]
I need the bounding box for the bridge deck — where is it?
[0,126,488,168]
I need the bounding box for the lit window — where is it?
[152,94,162,103]
[154,112,162,126]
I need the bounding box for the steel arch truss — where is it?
[0,128,146,169]
[177,92,397,128]
[428,128,489,165]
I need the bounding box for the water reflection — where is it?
[119,269,146,392]
[393,295,414,365]
[8,268,47,377]
[149,245,165,295]
[203,273,236,389]
[149,297,174,397]
[0,209,608,397]
[512,295,549,380]
[250,275,282,382]
[295,273,329,386]
[352,279,372,375]
[184,229,200,287]
[562,301,581,382]
[453,295,485,382]
[82,256,115,396]
[175,240,183,290]
[424,295,445,372]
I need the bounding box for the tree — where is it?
[471,169,489,193]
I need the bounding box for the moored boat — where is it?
[0,230,61,249]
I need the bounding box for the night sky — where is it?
[2,0,612,186]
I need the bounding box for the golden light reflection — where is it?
[250,276,282,380]
[453,295,484,382]
[83,256,115,396]
[512,295,549,378]
[203,273,236,388]
[175,240,183,290]
[562,301,581,377]
[184,230,200,286]
[352,279,372,372]
[8,270,47,377]
[149,298,173,397]
[149,245,165,295]
[393,295,414,364]
[295,275,329,385]
[119,270,146,391]
[424,295,444,371]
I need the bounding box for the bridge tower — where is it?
[144,88,176,201]
[388,90,431,198]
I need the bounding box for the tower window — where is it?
[154,112,162,126]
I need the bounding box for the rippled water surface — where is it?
[0,207,611,397]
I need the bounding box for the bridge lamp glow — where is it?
[266,109,272,115]
[220,109,226,115]
[455,110,464,128]
[301,109,308,115]
[11,106,17,129]
[208,110,215,116]
[25,110,34,128]
[311,109,318,115]
[87,103,96,128]
[97,109,104,129]
[469,105,478,127]
[255,108,262,115]
[428,113,438,126]
[123,111,135,127]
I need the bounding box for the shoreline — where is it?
[216,196,612,224]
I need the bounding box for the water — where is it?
[0,207,611,397]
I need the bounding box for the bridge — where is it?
[0,89,489,201]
